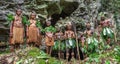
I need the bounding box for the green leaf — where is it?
[44,26,56,33]
[7,14,14,21]
[36,59,46,64]
[6,13,14,25]
[36,20,41,28]
[16,59,23,64]
[22,16,29,25]
[105,60,110,64]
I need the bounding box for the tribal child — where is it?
[95,24,105,49]
[80,32,86,47]
[84,23,92,48]
[9,9,24,51]
[53,27,64,59]
[64,22,76,61]
[27,12,41,47]
[95,19,103,41]
[96,25,103,41]
[102,19,114,44]
[44,19,56,56]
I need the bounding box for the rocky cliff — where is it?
[0,0,120,41]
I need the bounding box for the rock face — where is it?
[0,0,120,41]
[0,0,79,41]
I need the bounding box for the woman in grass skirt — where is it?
[9,9,24,51]
[27,12,41,46]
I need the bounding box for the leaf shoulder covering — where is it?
[7,14,14,22]
[44,26,56,33]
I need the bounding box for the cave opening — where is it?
[50,1,79,26]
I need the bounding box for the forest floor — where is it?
[0,42,120,64]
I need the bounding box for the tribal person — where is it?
[44,18,56,56]
[101,19,114,44]
[84,22,98,53]
[9,9,25,51]
[95,24,105,50]
[86,22,91,29]
[79,32,86,47]
[27,12,41,47]
[100,16,106,27]
[53,27,65,59]
[64,22,76,61]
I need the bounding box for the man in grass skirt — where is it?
[53,27,65,59]
[83,22,98,54]
[101,19,114,44]
[64,22,76,61]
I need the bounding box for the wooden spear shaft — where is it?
[71,20,81,61]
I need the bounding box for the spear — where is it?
[71,18,81,61]
[58,27,62,60]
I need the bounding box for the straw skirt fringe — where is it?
[11,27,24,44]
[45,36,54,46]
[27,26,39,43]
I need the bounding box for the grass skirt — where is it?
[45,36,54,46]
[52,40,66,51]
[65,38,76,49]
[102,27,114,40]
[84,37,99,52]
[11,27,24,44]
[27,26,39,43]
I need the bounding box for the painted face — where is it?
[101,17,105,21]
[87,27,90,30]
[46,21,51,26]
[31,13,36,19]
[16,9,22,16]
[67,25,72,30]
[86,22,90,26]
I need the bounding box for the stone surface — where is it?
[0,0,119,41]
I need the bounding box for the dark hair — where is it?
[16,9,22,12]
[66,25,74,31]
[101,17,105,21]
[87,27,91,30]
[81,34,84,37]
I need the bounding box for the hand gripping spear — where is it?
[71,18,81,61]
